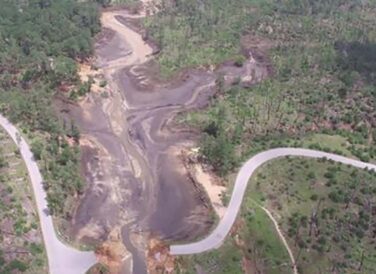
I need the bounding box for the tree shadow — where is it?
[335,41,376,85]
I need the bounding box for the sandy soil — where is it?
[77,63,104,94]
[192,163,227,218]
[181,148,227,218]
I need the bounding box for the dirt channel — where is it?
[56,5,269,274]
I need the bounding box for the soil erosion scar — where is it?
[59,3,269,273]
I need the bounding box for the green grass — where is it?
[176,205,290,274]
[176,180,291,274]
[176,238,243,274]
[301,134,352,156]
[239,205,291,274]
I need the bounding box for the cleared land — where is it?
[0,128,47,274]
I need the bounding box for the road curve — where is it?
[170,148,376,255]
[0,114,97,274]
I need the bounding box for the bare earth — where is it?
[55,3,269,273]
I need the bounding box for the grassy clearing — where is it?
[237,205,291,274]
[175,237,243,274]
[300,134,352,157]
[175,204,291,274]
[0,129,47,274]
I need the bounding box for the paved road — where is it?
[0,115,96,274]
[170,148,376,255]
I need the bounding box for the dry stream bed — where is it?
[55,6,268,273]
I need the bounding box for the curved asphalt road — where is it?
[170,148,376,255]
[0,115,96,274]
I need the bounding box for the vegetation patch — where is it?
[177,158,376,273]
[167,0,376,175]
[0,0,101,218]
[248,158,376,273]
[175,194,291,274]
[164,2,376,272]
[144,0,253,77]
[0,129,47,274]
[86,263,110,274]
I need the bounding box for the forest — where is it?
[0,0,100,217]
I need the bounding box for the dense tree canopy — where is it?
[0,0,100,88]
[0,0,101,215]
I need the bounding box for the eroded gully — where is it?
[56,6,269,274]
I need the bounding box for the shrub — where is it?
[7,260,28,272]
[234,55,246,67]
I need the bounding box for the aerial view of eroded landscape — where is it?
[0,0,375,273]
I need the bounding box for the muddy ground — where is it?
[55,6,270,274]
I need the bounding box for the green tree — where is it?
[31,139,44,161]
